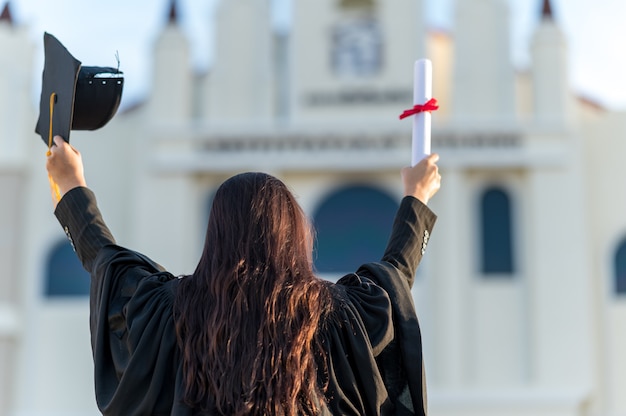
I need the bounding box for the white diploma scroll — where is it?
[412,59,433,166]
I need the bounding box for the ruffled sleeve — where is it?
[320,196,436,415]
[90,245,188,416]
[335,273,394,355]
[54,187,190,415]
[318,274,395,415]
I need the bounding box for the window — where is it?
[480,187,514,275]
[312,185,398,274]
[45,240,90,297]
[614,238,626,295]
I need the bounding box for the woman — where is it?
[47,135,440,415]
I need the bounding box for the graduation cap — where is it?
[35,32,124,146]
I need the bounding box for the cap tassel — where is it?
[46,92,61,203]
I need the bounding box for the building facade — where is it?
[1,0,626,415]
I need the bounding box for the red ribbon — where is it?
[399,98,439,120]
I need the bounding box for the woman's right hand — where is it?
[46,135,87,197]
[401,153,441,205]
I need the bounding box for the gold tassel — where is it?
[46,92,61,203]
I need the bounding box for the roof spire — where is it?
[168,0,178,25]
[0,2,13,25]
[541,0,554,21]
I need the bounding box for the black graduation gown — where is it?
[54,187,436,415]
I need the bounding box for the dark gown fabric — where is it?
[54,186,436,416]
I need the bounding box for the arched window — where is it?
[45,240,90,297]
[312,185,398,274]
[480,187,514,275]
[614,238,626,295]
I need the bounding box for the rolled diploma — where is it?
[412,59,432,166]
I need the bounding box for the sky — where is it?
[7,0,626,111]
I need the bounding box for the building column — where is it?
[429,168,470,387]
[526,147,594,392]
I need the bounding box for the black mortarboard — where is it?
[35,32,124,145]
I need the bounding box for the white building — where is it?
[1,0,625,414]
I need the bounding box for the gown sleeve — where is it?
[357,195,437,415]
[54,187,189,416]
[53,186,116,272]
[318,273,392,415]
[322,196,436,416]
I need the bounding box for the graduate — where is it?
[40,33,441,416]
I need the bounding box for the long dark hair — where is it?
[174,172,333,415]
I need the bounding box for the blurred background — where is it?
[1,0,626,415]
